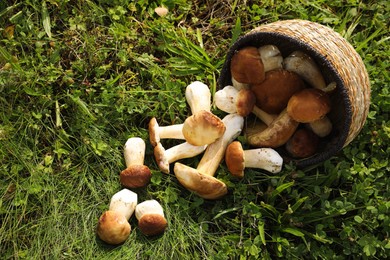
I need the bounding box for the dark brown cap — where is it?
[120,165,152,188]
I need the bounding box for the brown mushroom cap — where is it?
[287,88,331,123]
[285,128,320,158]
[225,141,245,178]
[251,69,306,114]
[182,110,226,146]
[120,165,152,188]
[236,88,257,117]
[230,46,265,84]
[96,210,131,245]
[174,162,227,199]
[138,214,168,236]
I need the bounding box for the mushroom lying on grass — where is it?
[225,141,283,178]
[154,142,207,174]
[120,137,152,188]
[135,200,167,236]
[185,81,212,114]
[148,118,185,147]
[97,189,138,245]
[182,110,226,146]
[174,114,244,199]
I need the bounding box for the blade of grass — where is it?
[41,1,52,39]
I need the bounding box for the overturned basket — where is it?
[218,19,371,168]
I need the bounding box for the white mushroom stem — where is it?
[124,137,146,167]
[135,200,165,220]
[109,189,138,220]
[154,142,207,174]
[197,113,244,176]
[305,116,333,137]
[149,117,185,146]
[258,45,283,72]
[283,50,326,90]
[251,105,278,125]
[231,76,249,90]
[243,148,283,173]
[185,81,212,114]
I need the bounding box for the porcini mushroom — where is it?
[97,210,131,245]
[214,85,257,117]
[305,116,333,137]
[182,110,226,146]
[148,118,185,147]
[246,109,299,148]
[287,88,331,123]
[225,141,283,178]
[185,81,212,114]
[154,142,207,174]
[230,46,265,85]
[283,51,326,90]
[173,113,244,199]
[196,113,245,176]
[109,189,138,220]
[135,200,167,236]
[120,137,152,188]
[258,45,283,72]
[251,69,306,114]
[285,128,320,158]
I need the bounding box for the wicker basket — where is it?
[218,19,371,168]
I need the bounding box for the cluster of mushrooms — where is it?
[96,44,335,244]
[225,45,335,159]
[96,137,167,245]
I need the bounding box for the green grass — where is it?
[1,0,389,259]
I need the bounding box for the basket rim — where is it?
[217,30,353,167]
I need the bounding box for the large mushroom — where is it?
[174,113,244,199]
[225,141,283,178]
[230,46,265,86]
[120,137,152,188]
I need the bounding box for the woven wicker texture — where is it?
[218,19,371,167]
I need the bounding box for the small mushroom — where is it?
[148,118,185,147]
[285,128,320,158]
[283,51,326,90]
[246,109,299,148]
[251,69,306,114]
[120,137,152,188]
[230,46,265,85]
[109,189,138,220]
[154,142,207,174]
[214,86,257,117]
[305,116,332,137]
[258,45,283,72]
[182,110,226,146]
[225,141,283,178]
[96,211,131,245]
[287,88,331,123]
[135,200,167,236]
[185,81,212,114]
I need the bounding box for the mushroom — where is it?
[148,118,185,147]
[258,45,283,72]
[225,141,283,178]
[120,137,152,188]
[96,211,131,245]
[173,113,244,199]
[251,69,306,114]
[185,81,212,114]
[283,51,326,90]
[135,200,167,236]
[285,128,320,158]
[230,46,265,85]
[305,116,332,137]
[154,142,207,174]
[109,189,138,220]
[246,109,299,148]
[214,85,257,117]
[182,110,226,146]
[287,88,331,123]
